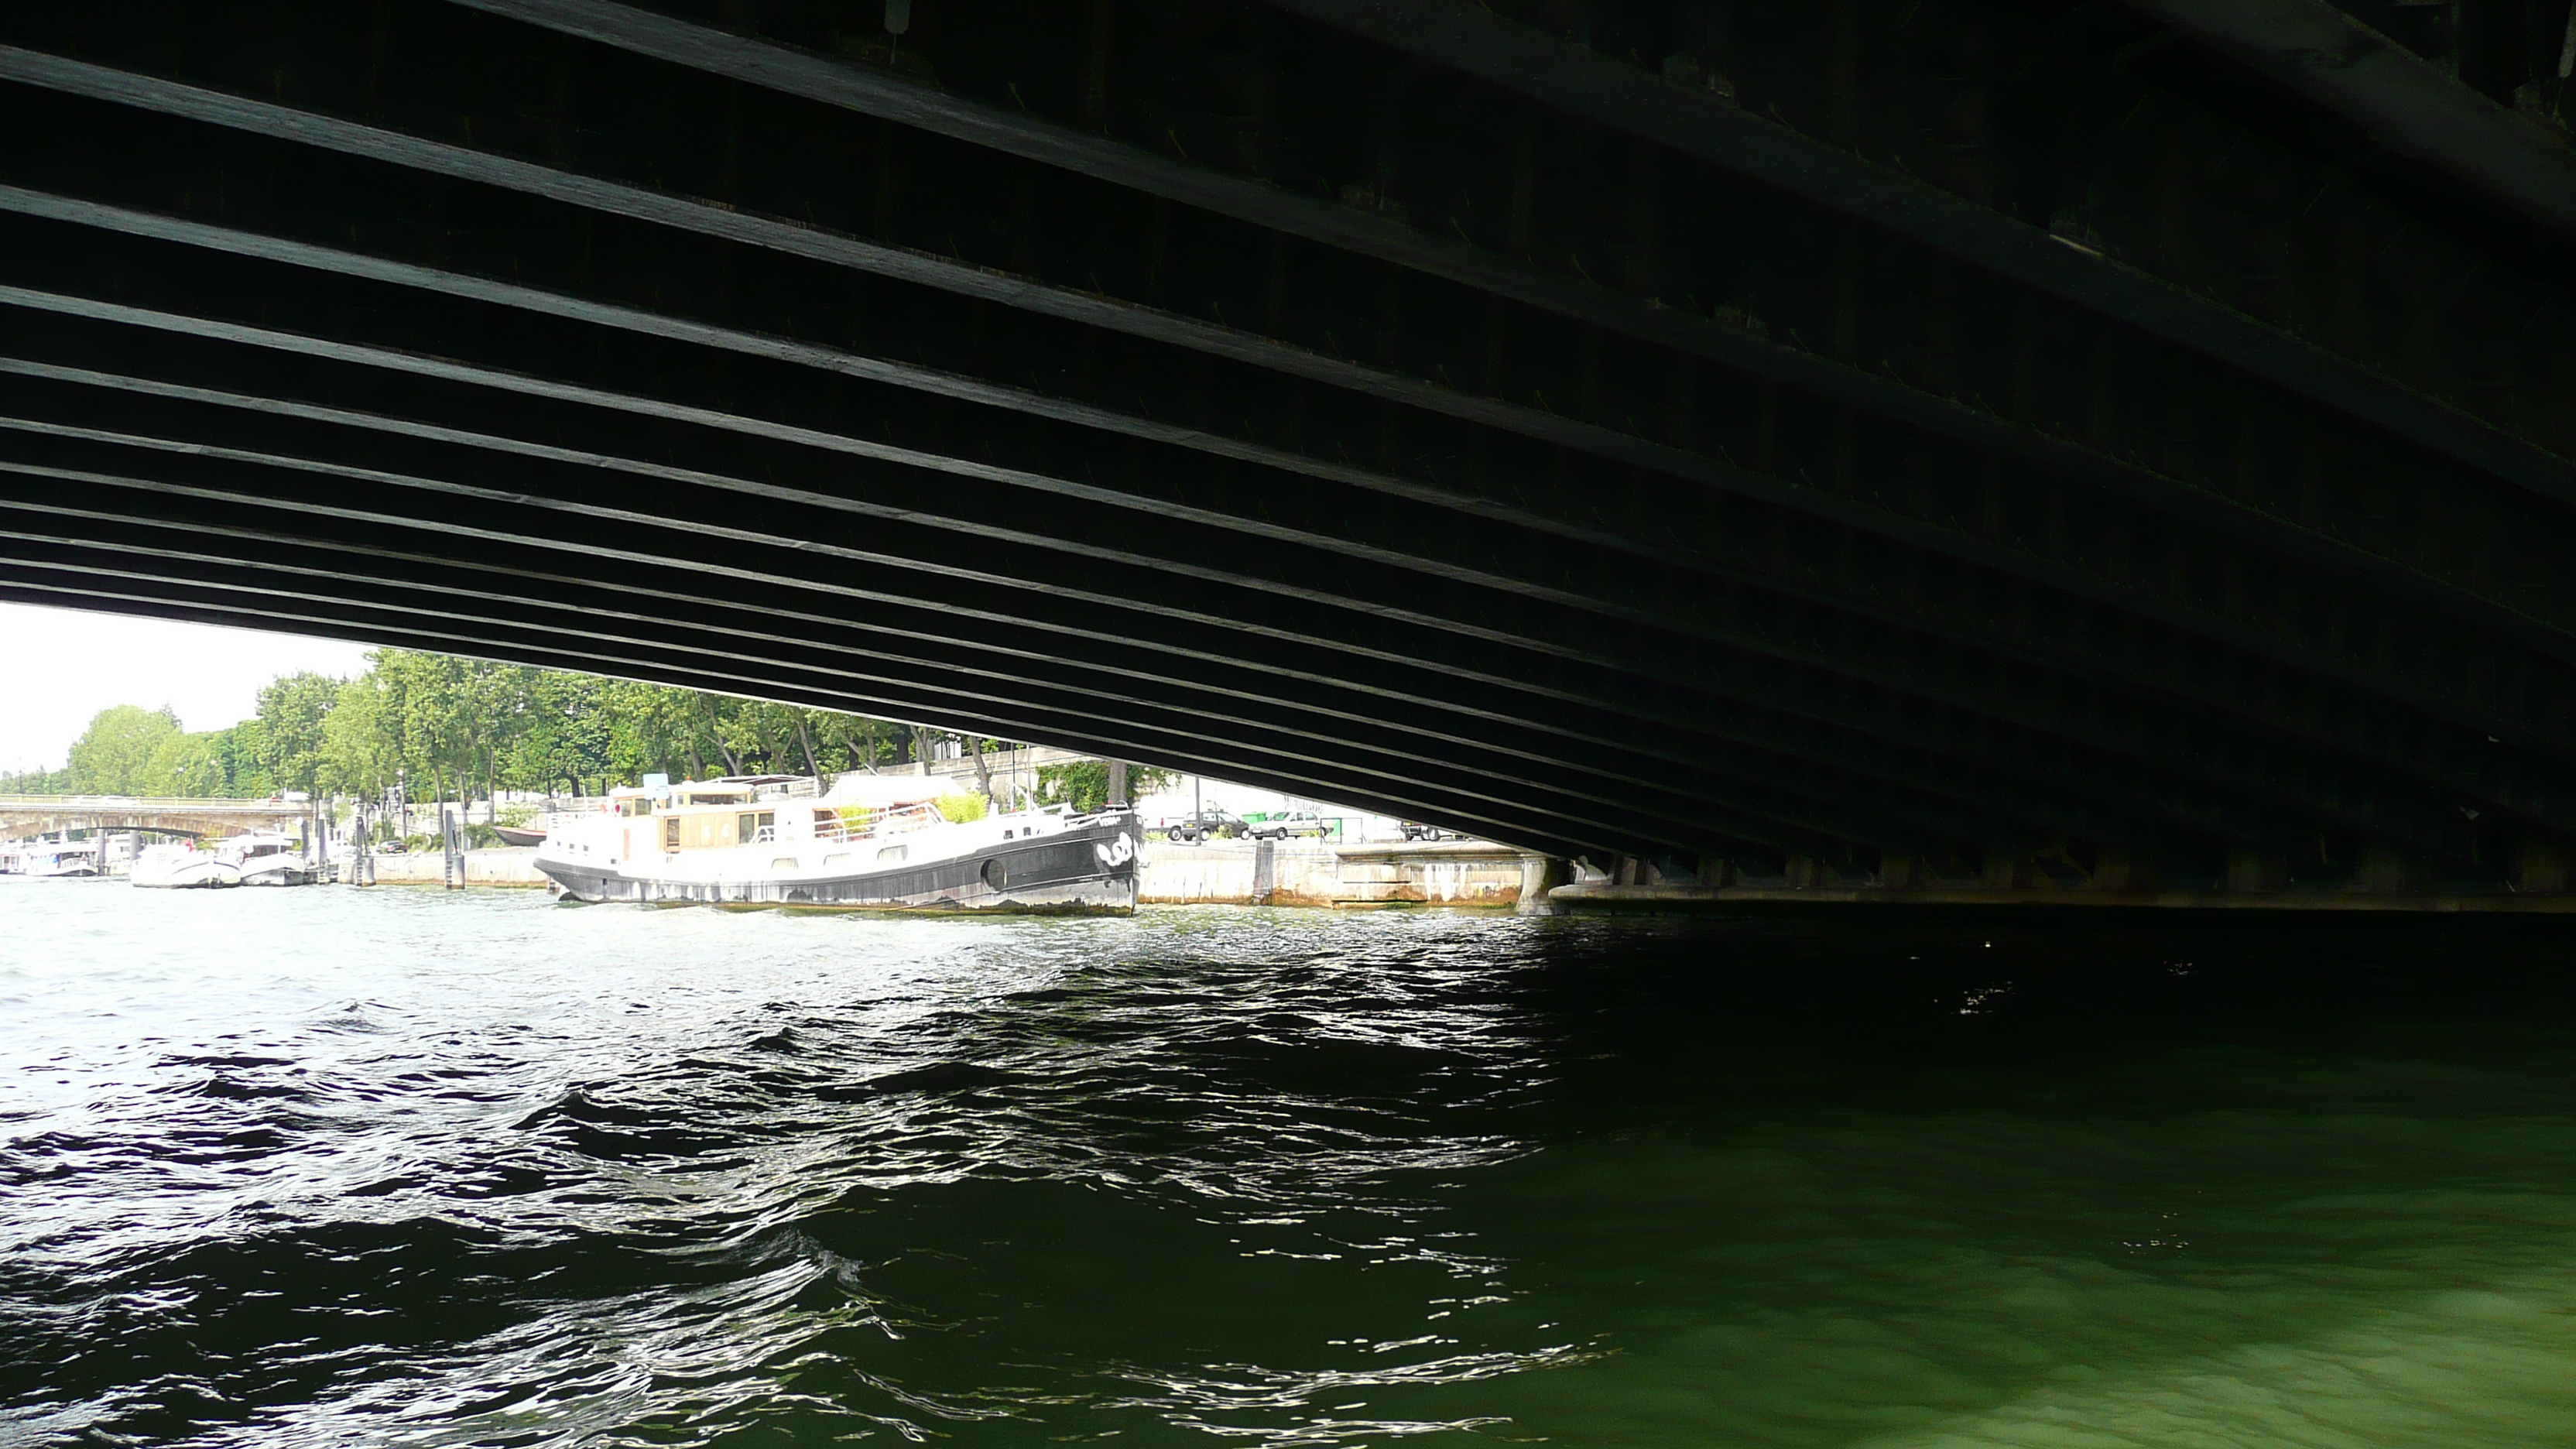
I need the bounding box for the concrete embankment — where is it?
[1137,840,1528,907]
[356,848,550,886]
[350,841,1540,906]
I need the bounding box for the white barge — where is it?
[534,776,1142,912]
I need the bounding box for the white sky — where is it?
[0,603,375,773]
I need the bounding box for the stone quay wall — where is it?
[1138,840,1530,908]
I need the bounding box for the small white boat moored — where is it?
[25,838,101,879]
[132,841,242,889]
[221,831,316,886]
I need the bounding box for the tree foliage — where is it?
[67,705,183,794]
[1035,760,1174,813]
[0,765,70,793]
[255,672,341,793]
[32,649,1108,806]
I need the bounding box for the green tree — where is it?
[139,730,224,796]
[508,670,612,796]
[48,653,970,806]
[320,673,401,797]
[1036,760,1173,813]
[374,649,488,803]
[206,721,276,796]
[599,679,707,783]
[67,704,182,793]
[254,671,343,793]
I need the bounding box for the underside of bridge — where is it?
[3,0,2574,889]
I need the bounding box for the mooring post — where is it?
[443,807,464,889]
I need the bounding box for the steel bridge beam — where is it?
[0,113,2561,826]
[2122,0,2576,242]
[0,0,2564,884]
[0,297,2514,851]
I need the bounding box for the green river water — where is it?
[3,881,2573,1446]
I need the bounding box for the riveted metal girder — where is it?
[0,276,2513,858]
[0,456,2049,861]
[0,0,2566,880]
[1259,0,2576,490]
[0,212,2524,851]
[0,94,2561,836]
[319,2,2575,527]
[2120,0,2576,242]
[2,27,2573,685]
[0,349,2223,857]
[3,25,2571,803]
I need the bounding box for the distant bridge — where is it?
[1,0,2573,900]
[0,795,317,841]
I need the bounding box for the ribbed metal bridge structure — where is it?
[2,0,2574,891]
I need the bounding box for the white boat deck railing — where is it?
[533,797,964,848]
[810,802,945,844]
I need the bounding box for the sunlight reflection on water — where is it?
[3,880,2574,1447]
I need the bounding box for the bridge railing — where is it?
[0,794,317,812]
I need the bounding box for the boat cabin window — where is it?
[737,810,776,844]
[877,844,907,863]
[616,798,653,817]
[663,819,680,850]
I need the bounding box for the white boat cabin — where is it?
[567,776,1032,875]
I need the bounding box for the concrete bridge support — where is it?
[1514,855,1571,917]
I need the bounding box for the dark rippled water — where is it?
[6,882,2576,1446]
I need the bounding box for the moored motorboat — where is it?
[220,831,315,886]
[492,823,548,848]
[536,775,1141,911]
[132,841,242,889]
[23,838,100,879]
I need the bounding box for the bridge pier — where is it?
[2513,838,2574,895]
[2223,849,2292,893]
[2088,851,2154,894]
[2357,847,2427,896]
[1513,855,1571,916]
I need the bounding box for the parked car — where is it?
[1163,809,1243,843]
[1245,810,1331,841]
[1399,821,1449,841]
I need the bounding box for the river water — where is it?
[4,881,2575,1447]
